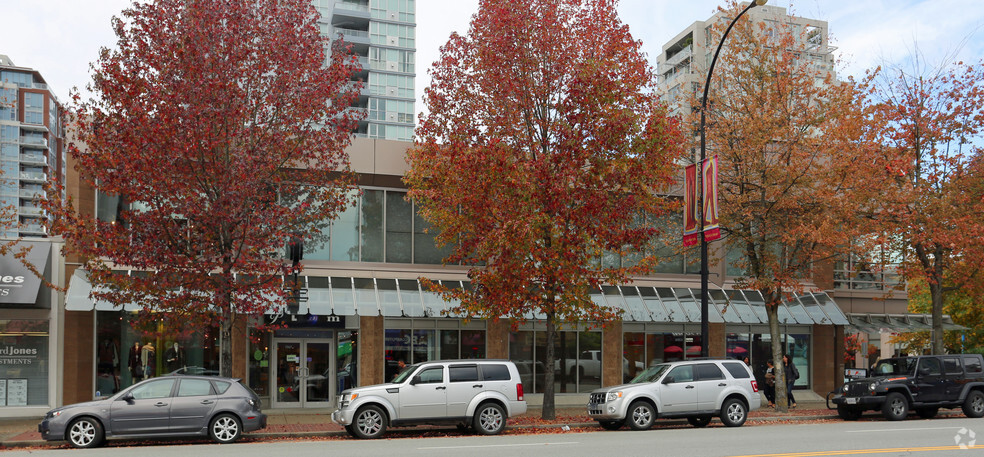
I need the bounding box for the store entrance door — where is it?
[271,337,334,408]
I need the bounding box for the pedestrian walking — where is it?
[783,354,798,408]
[764,360,776,408]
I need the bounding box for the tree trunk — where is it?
[542,311,557,420]
[767,297,788,413]
[219,275,234,378]
[930,275,944,355]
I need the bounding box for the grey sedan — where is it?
[38,375,266,448]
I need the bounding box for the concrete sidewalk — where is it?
[1,401,841,449]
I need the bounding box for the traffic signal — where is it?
[286,234,304,266]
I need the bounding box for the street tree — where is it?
[695,2,880,412]
[869,55,984,354]
[45,0,361,377]
[406,0,683,419]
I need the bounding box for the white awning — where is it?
[64,270,140,312]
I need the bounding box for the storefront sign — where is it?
[0,241,51,307]
[0,345,39,365]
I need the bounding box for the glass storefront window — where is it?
[510,329,600,394]
[0,320,48,406]
[384,327,485,381]
[248,328,270,398]
[787,333,810,387]
[95,311,219,395]
[337,330,358,392]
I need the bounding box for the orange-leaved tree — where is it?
[44,0,361,377]
[868,56,984,354]
[406,0,683,419]
[694,2,880,412]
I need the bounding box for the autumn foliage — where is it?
[45,0,361,375]
[694,1,878,411]
[407,0,683,418]
[867,57,984,354]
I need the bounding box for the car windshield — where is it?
[630,364,670,383]
[872,358,917,376]
[391,364,419,383]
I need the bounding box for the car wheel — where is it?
[962,390,984,418]
[474,403,506,435]
[881,392,908,421]
[626,401,656,430]
[209,413,242,444]
[598,420,623,430]
[353,405,387,439]
[915,407,939,419]
[67,417,104,449]
[687,415,712,428]
[719,398,747,427]
[837,405,862,421]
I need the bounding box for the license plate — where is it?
[845,397,858,404]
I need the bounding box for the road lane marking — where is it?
[729,445,979,457]
[418,442,580,450]
[845,427,964,433]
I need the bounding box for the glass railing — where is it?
[19,189,41,199]
[19,206,42,216]
[19,136,46,146]
[334,27,369,39]
[334,2,369,13]
[19,172,45,181]
[20,153,45,163]
[20,224,46,234]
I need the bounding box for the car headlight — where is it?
[869,382,878,391]
[606,391,623,402]
[842,384,849,393]
[50,410,62,418]
[247,398,257,408]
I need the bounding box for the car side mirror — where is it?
[662,376,675,384]
[121,393,134,402]
[410,375,421,386]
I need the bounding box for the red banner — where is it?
[683,164,699,247]
[683,157,721,246]
[703,156,721,243]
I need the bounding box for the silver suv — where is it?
[332,359,527,439]
[587,359,760,430]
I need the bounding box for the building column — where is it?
[62,311,95,404]
[709,322,726,358]
[360,315,384,386]
[812,324,843,397]
[486,318,510,359]
[602,321,623,387]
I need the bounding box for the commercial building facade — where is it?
[48,2,913,416]
[0,54,67,417]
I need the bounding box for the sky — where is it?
[2,0,983,110]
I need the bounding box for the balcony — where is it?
[19,223,46,235]
[333,27,369,40]
[19,206,42,216]
[19,136,47,147]
[19,189,41,199]
[19,171,46,181]
[20,153,45,165]
[664,45,692,68]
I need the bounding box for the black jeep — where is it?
[832,354,984,421]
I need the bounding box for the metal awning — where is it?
[65,269,848,325]
[846,313,968,333]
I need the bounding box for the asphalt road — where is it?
[5,416,982,456]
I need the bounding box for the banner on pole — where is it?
[702,156,721,243]
[683,164,700,247]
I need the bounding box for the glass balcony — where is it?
[19,171,46,181]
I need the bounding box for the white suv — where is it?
[332,359,527,439]
[587,359,760,430]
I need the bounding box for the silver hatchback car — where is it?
[332,359,527,438]
[587,359,760,430]
[38,375,266,448]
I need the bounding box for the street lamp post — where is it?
[699,0,766,358]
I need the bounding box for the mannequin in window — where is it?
[98,339,120,392]
[128,341,143,383]
[164,342,184,373]
[141,342,156,379]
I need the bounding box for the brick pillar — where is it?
[360,315,384,386]
[486,318,510,359]
[63,311,94,404]
[709,322,726,358]
[602,321,623,387]
[231,315,248,380]
[812,324,842,397]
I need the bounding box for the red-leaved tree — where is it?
[406,0,683,419]
[45,0,361,377]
